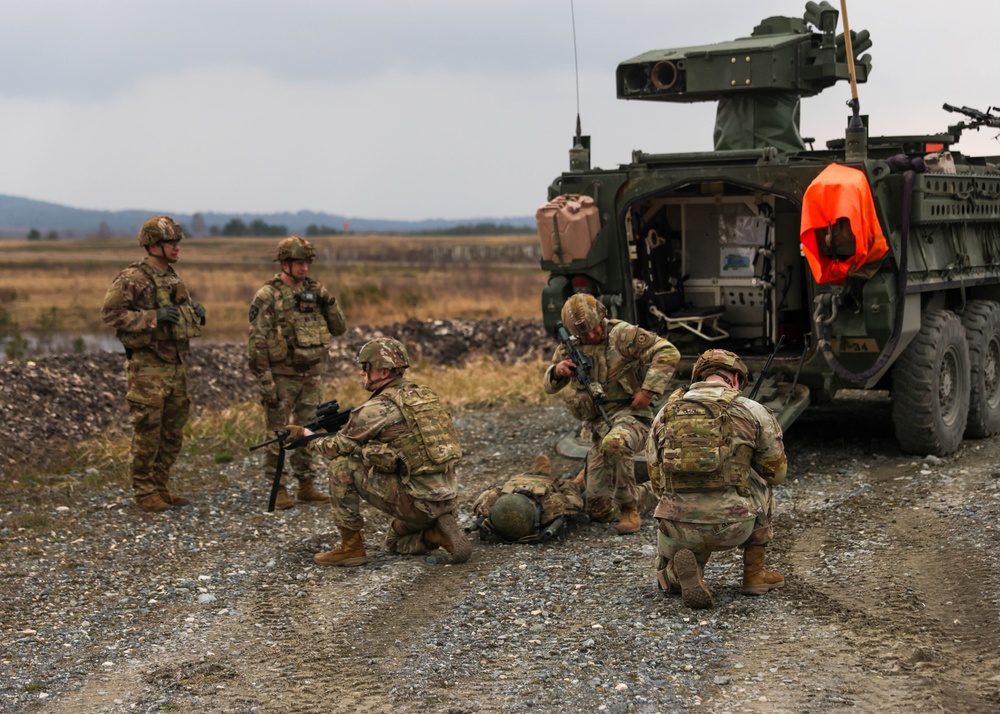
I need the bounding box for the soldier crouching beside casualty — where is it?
[471,455,584,543]
[248,236,346,510]
[285,337,471,566]
[544,293,679,535]
[101,216,206,512]
[646,349,787,610]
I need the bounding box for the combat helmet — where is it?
[357,337,410,370]
[691,349,751,383]
[138,216,183,247]
[488,493,539,542]
[274,236,316,263]
[560,293,608,337]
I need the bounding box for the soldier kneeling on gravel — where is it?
[646,349,787,609]
[285,337,471,566]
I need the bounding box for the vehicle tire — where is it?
[891,309,970,456]
[959,300,1000,438]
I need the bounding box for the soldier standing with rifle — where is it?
[646,349,787,610]
[102,216,206,512]
[248,236,346,510]
[544,293,679,534]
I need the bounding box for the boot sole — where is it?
[435,514,472,564]
[674,549,713,609]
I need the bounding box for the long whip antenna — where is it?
[570,0,582,141]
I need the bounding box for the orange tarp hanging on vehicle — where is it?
[799,163,888,285]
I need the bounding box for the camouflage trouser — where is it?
[635,481,659,516]
[654,476,775,584]
[583,414,648,521]
[125,352,191,498]
[264,373,321,487]
[327,456,456,553]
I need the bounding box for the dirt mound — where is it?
[0,318,551,477]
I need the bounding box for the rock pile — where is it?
[0,318,553,477]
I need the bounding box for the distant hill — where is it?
[0,194,536,238]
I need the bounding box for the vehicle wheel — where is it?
[960,300,1000,438]
[891,309,970,456]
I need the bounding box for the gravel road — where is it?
[2,346,999,712]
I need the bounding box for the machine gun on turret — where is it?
[943,103,1000,142]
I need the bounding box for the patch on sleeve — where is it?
[248,305,259,323]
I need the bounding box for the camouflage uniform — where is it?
[473,469,584,543]
[544,319,679,522]
[647,380,787,588]
[310,376,462,554]
[248,253,346,492]
[102,220,203,505]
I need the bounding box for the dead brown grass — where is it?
[0,235,546,339]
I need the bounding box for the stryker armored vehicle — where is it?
[538,2,1000,456]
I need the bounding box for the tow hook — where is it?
[813,293,838,326]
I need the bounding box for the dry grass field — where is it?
[0,234,546,341]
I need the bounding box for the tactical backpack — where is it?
[653,387,751,492]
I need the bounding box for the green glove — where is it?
[192,302,207,325]
[155,306,180,325]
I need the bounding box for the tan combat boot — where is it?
[273,486,296,510]
[674,548,714,609]
[136,493,171,512]
[314,528,369,567]
[158,491,190,508]
[615,505,641,535]
[570,468,586,491]
[741,545,785,595]
[297,481,330,503]
[423,513,472,563]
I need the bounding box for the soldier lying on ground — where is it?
[472,455,661,543]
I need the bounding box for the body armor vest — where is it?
[381,382,462,478]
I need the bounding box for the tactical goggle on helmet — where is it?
[274,236,316,263]
[357,337,410,370]
[560,293,608,337]
[137,216,183,247]
[691,349,752,383]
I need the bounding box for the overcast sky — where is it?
[1,0,997,221]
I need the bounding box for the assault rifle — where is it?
[249,398,353,512]
[555,321,613,428]
[747,335,784,402]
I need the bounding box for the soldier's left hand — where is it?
[630,389,654,411]
[283,425,307,446]
[192,302,207,325]
[554,359,577,379]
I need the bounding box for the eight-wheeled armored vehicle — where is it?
[538,2,1000,455]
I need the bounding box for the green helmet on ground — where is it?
[561,293,608,337]
[357,337,410,370]
[488,493,539,541]
[138,216,183,247]
[274,236,316,263]
[691,348,751,383]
